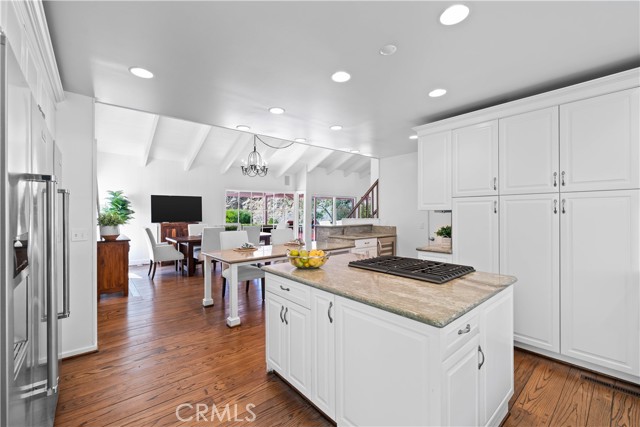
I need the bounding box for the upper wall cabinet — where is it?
[452,120,499,197]
[499,107,559,195]
[418,131,451,210]
[559,88,639,192]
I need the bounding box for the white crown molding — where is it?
[12,0,65,103]
[414,68,640,136]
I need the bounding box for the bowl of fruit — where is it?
[287,249,330,269]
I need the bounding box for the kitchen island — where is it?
[263,254,516,426]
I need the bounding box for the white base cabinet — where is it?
[266,273,514,426]
[265,276,312,397]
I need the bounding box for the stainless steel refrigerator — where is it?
[0,31,70,426]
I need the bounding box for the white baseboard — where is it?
[61,344,98,359]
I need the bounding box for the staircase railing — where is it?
[347,179,378,218]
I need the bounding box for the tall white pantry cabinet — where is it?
[415,69,640,384]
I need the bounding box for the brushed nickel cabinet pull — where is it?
[284,307,289,325]
[280,285,290,292]
[280,305,284,323]
[478,345,485,370]
[328,301,334,323]
[562,199,566,214]
[458,324,471,335]
[494,200,498,214]
[554,199,558,214]
[561,171,566,186]
[553,172,558,187]
[493,177,497,191]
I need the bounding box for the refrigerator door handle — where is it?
[57,189,70,319]
[44,180,59,395]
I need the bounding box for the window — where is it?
[225,190,295,230]
[311,195,356,239]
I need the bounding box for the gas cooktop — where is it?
[348,256,475,284]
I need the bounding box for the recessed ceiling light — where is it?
[440,4,470,26]
[350,149,360,154]
[236,125,250,131]
[429,88,447,98]
[269,107,285,114]
[294,138,307,143]
[379,44,397,56]
[409,135,418,140]
[330,125,343,131]
[129,66,154,79]
[331,71,351,83]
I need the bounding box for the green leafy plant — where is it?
[435,225,452,239]
[97,211,126,227]
[104,190,135,224]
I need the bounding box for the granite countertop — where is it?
[416,244,453,254]
[262,253,516,328]
[202,241,354,264]
[329,232,396,240]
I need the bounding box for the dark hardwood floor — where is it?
[55,265,640,426]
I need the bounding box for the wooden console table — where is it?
[97,235,130,299]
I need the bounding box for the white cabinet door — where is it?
[266,293,287,374]
[452,120,499,197]
[311,288,336,418]
[500,194,560,352]
[285,302,312,396]
[418,131,451,210]
[452,197,499,274]
[499,107,559,195]
[479,288,514,426]
[560,88,640,192]
[442,336,481,427]
[335,296,433,427]
[417,251,453,263]
[560,190,639,376]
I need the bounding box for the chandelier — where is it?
[241,135,268,177]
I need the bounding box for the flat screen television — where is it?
[151,195,202,223]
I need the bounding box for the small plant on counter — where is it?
[435,225,452,239]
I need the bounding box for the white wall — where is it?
[56,92,97,357]
[379,153,429,257]
[97,153,370,263]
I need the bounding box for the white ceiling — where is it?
[95,103,372,178]
[45,1,640,158]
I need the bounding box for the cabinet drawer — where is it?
[442,311,480,360]
[354,238,377,248]
[266,274,311,309]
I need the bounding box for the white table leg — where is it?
[226,264,241,327]
[202,255,214,307]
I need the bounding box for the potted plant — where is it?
[98,190,135,241]
[97,211,125,241]
[435,225,452,246]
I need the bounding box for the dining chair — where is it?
[219,230,265,300]
[242,225,261,246]
[194,227,224,273]
[143,227,184,279]
[276,222,288,229]
[187,223,208,236]
[270,228,294,245]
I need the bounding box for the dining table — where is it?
[201,241,355,327]
[165,235,201,276]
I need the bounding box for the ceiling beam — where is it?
[343,156,370,177]
[324,152,353,175]
[184,125,212,171]
[357,160,372,179]
[141,114,159,167]
[306,148,334,173]
[220,133,253,175]
[275,144,310,178]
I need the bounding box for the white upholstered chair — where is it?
[276,222,288,229]
[270,228,294,245]
[193,227,224,273]
[144,227,184,279]
[219,230,265,300]
[242,225,261,246]
[187,223,208,236]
